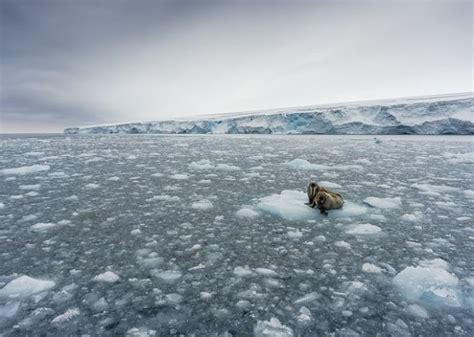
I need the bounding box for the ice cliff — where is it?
[64,93,473,135]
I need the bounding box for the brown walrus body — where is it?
[315,191,344,215]
[306,182,343,209]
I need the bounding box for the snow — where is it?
[346,224,382,235]
[0,276,55,298]
[254,318,294,337]
[93,271,120,283]
[363,196,401,209]
[1,165,50,175]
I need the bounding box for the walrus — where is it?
[306,182,342,208]
[315,191,344,216]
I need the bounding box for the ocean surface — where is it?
[0,134,473,336]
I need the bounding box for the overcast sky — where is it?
[0,0,472,133]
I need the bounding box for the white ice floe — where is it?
[412,183,459,195]
[153,270,182,283]
[284,159,329,171]
[126,327,157,337]
[293,292,320,305]
[1,165,50,175]
[0,301,20,318]
[0,275,55,298]
[393,259,462,307]
[84,183,100,189]
[363,196,401,209]
[257,190,367,221]
[346,224,382,235]
[255,268,278,277]
[93,271,120,283]
[254,317,294,337]
[150,195,180,202]
[19,184,41,191]
[236,207,259,218]
[107,176,120,181]
[191,199,213,210]
[0,202,5,209]
[287,229,303,239]
[51,308,80,324]
[189,160,240,171]
[407,304,429,319]
[334,241,351,249]
[362,263,382,274]
[233,266,254,278]
[169,174,189,180]
[30,222,57,232]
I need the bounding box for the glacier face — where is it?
[64,93,473,135]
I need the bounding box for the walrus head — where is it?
[308,182,320,200]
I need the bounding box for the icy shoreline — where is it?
[64,93,473,135]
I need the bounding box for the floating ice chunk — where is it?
[19,184,41,191]
[165,293,183,304]
[287,229,303,239]
[363,197,401,209]
[319,181,342,189]
[407,304,429,318]
[294,292,320,305]
[257,190,316,221]
[0,202,4,209]
[169,174,189,180]
[130,229,141,235]
[200,291,213,300]
[189,160,214,170]
[253,190,368,219]
[401,212,423,223]
[0,275,55,298]
[151,173,164,177]
[191,199,213,210]
[233,266,254,277]
[26,191,39,197]
[334,241,351,249]
[153,194,180,202]
[20,215,38,222]
[362,263,382,273]
[153,270,182,283]
[0,301,20,318]
[84,183,100,189]
[412,183,459,195]
[93,271,120,283]
[284,159,329,171]
[216,163,240,171]
[30,222,57,232]
[51,308,80,324]
[464,190,474,198]
[419,258,450,270]
[126,327,157,337]
[393,266,461,307]
[255,268,278,277]
[236,207,259,218]
[296,306,312,325]
[346,224,382,235]
[1,164,50,175]
[254,317,294,337]
[107,176,120,181]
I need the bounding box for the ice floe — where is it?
[363,196,401,209]
[0,165,50,175]
[93,271,120,283]
[191,199,213,210]
[346,223,382,235]
[254,317,294,337]
[0,276,55,299]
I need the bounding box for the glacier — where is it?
[64,93,473,135]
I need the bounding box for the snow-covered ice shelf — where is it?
[64,93,473,135]
[0,134,473,336]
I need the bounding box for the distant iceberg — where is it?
[64,92,473,135]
